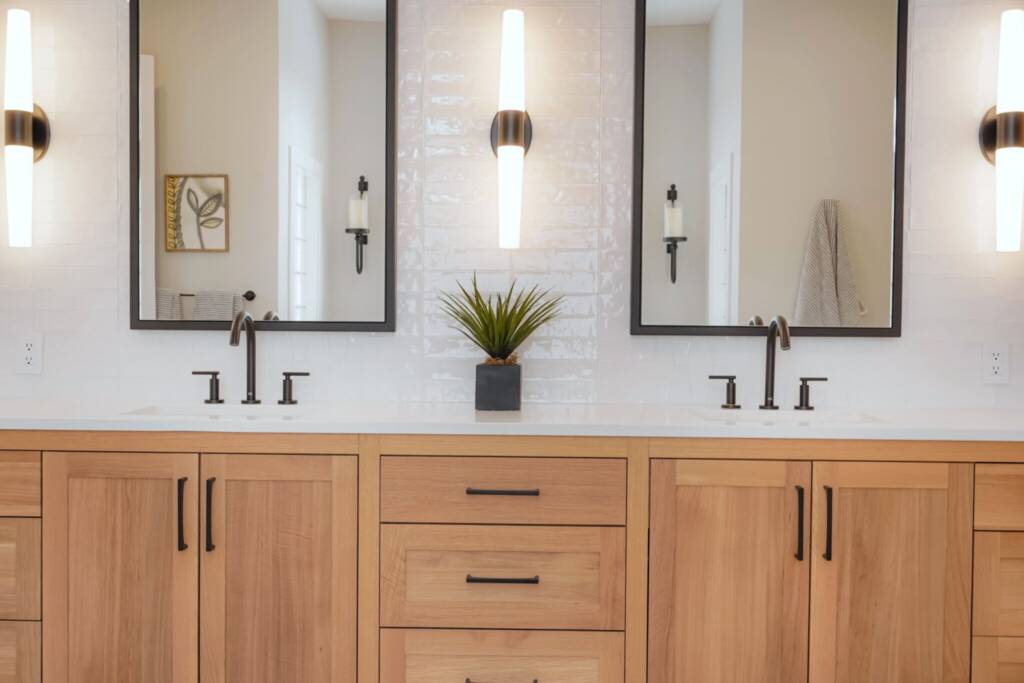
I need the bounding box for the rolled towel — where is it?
[156,288,183,320]
[194,290,243,321]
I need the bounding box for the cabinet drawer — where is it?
[381,629,624,683]
[0,453,39,517]
[976,532,1024,636]
[381,524,625,630]
[0,621,40,683]
[973,637,1024,682]
[977,465,1024,530]
[0,521,39,621]
[380,456,626,525]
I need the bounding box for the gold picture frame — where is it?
[165,174,230,252]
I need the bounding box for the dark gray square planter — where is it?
[475,363,522,411]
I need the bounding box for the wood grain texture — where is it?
[42,451,199,683]
[381,456,626,525]
[975,532,1024,636]
[648,459,810,683]
[200,454,357,683]
[0,621,40,683]
[0,453,40,517]
[381,524,626,631]
[649,437,1024,462]
[358,436,381,683]
[377,435,631,458]
[380,629,624,683]
[624,439,649,683]
[0,521,39,620]
[973,637,1024,682]
[2,432,357,455]
[809,462,972,683]
[977,465,1024,530]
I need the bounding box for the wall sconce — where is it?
[4,9,49,248]
[980,9,1024,252]
[345,175,369,274]
[491,9,530,250]
[663,184,686,283]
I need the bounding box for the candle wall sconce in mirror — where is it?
[980,9,1024,252]
[663,184,686,284]
[346,175,370,274]
[492,9,530,250]
[4,9,50,248]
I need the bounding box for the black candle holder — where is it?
[346,228,369,274]
[664,236,688,284]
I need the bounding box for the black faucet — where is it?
[760,315,791,410]
[230,311,259,404]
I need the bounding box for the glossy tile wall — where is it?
[0,0,1021,410]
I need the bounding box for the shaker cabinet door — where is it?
[809,462,972,683]
[42,451,199,683]
[648,459,811,683]
[199,454,357,683]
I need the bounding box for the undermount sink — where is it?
[692,408,881,426]
[124,404,306,420]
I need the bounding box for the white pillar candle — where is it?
[348,196,368,231]
[664,204,684,239]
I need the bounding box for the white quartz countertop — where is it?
[0,399,1021,441]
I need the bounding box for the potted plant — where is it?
[440,276,563,411]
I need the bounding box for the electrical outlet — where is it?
[15,333,43,375]
[983,343,1010,385]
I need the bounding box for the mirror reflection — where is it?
[636,0,902,331]
[135,0,390,325]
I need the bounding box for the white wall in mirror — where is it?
[137,0,387,323]
[638,0,899,329]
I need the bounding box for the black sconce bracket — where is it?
[664,236,687,284]
[980,106,1024,165]
[490,110,533,156]
[4,104,50,162]
[346,228,370,275]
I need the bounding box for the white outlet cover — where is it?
[16,333,43,375]
[983,343,1010,385]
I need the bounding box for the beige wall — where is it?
[325,20,388,322]
[141,0,279,316]
[737,0,897,326]
[640,25,709,326]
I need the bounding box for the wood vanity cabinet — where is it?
[648,460,973,683]
[41,451,357,683]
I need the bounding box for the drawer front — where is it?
[0,453,39,518]
[381,629,624,683]
[976,532,1024,636]
[973,637,1024,683]
[977,465,1024,530]
[0,621,40,683]
[381,457,626,525]
[0,521,39,621]
[381,524,625,630]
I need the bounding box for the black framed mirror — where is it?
[129,0,396,331]
[630,0,907,337]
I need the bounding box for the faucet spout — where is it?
[760,315,791,410]
[230,312,259,404]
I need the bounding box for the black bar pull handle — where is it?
[823,485,834,561]
[466,575,540,585]
[794,485,805,561]
[466,487,540,497]
[176,477,188,551]
[205,477,216,552]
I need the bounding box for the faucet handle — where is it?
[279,372,310,405]
[192,371,224,405]
[709,375,741,410]
[795,377,828,411]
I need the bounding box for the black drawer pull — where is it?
[466,575,540,585]
[205,477,216,552]
[795,485,805,561]
[466,487,540,497]
[176,477,188,551]
[823,485,834,562]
